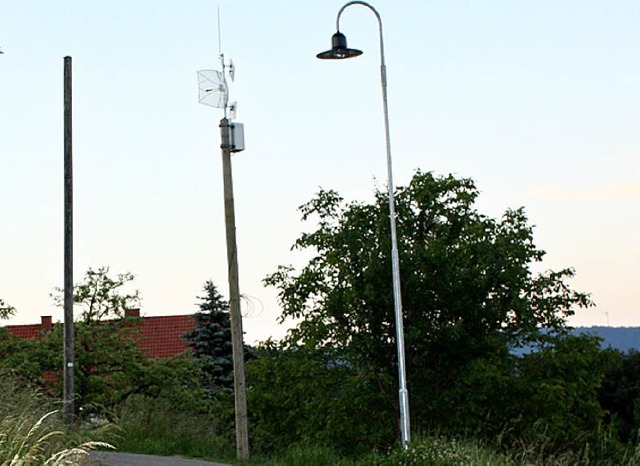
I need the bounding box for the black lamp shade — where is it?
[316,32,363,59]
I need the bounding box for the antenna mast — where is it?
[217,7,222,56]
[197,12,249,460]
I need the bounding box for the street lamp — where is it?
[317,1,411,449]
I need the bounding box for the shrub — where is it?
[247,342,396,455]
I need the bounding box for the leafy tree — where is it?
[52,266,140,322]
[183,281,254,393]
[265,171,594,440]
[1,269,215,419]
[0,298,15,320]
[40,267,148,410]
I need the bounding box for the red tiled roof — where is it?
[5,324,43,340]
[136,315,196,358]
[3,313,197,360]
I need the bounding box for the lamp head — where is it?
[316,31,363,59]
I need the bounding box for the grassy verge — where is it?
[112,394,234,463]
[240,436,640,466]
[102,388,640,466]
[0,371,112,465]
[238,439,503,466]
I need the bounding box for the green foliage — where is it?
[264,172,603,456]
[0,268,151,412]
[34,268,145,410]
[0,297,15,319]
[114,393,231,461]
[183,281,235,392]
[247,341,395,454]
[111,356,236,460]
[600,349,640,443]
[508,334,619,455]
[52,266,140,322]
[266,173,590,359]
[33,320,153,410]
[243,443,352,466]
[0,328,43,386]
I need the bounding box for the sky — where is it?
[1,1,639,344]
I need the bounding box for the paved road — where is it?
[85,451,231,466]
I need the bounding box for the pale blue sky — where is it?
[1,1,639,343]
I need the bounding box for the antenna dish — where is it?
[197,70,228,108]
[229,59,235,82]
[228,101,237,120]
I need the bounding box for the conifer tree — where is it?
[184,281,253,391]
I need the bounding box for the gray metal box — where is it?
[230,123,245,152]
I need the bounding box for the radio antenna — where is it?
[197,7,239,120]
[217,7,222,56]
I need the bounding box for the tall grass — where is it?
[239,434,640,466]
[113,394,232,462]
[0,371,112,466]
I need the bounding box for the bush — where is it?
[600,349,640,444]
[247,342,396,455]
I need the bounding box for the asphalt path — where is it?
[85,451,231,466]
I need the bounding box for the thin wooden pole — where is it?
[219,117,249,460]
[63,56,75,424]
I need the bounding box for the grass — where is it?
[112,394,233,462]
[239,438,508,466]
[0,371,113,465]
[239,435,640,466]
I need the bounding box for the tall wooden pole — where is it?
[219,117,249,460]
[63,56,75,424]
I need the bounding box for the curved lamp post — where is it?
[317,1,410,449]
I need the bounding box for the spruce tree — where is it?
[184,281,253,392]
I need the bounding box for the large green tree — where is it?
[264,171,596,438]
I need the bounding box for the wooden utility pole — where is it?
[63,56,75,424]
[219,117,249,460]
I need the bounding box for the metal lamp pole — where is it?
[317,1,410,449]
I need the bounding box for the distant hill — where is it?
[511,327,639,356]
[572,326,640,353]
